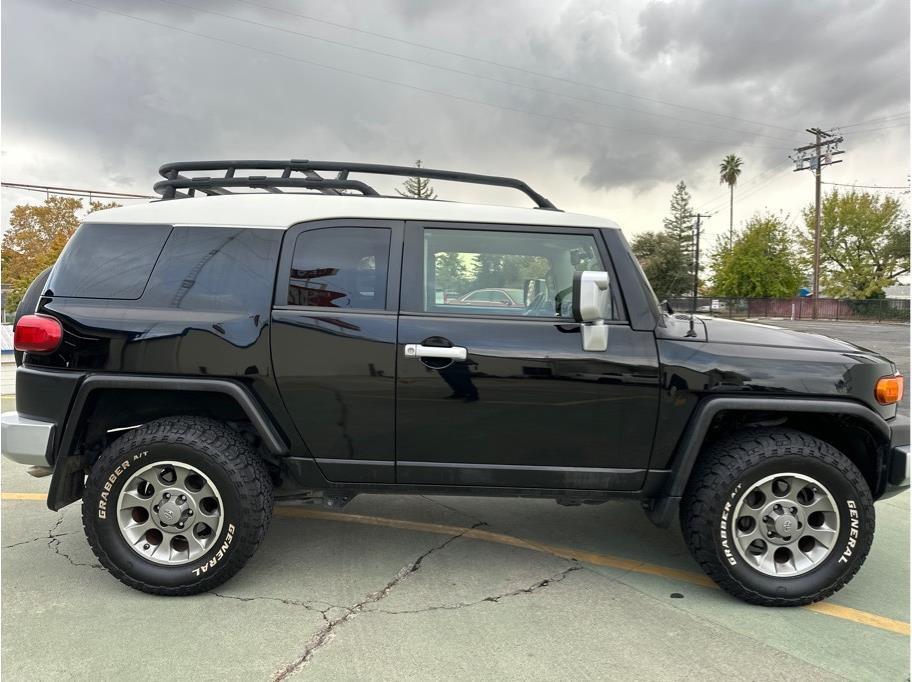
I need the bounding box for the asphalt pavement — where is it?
[1,320,909,680]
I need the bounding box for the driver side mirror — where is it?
[572,271,610,351]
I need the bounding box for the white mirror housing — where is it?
[572,271,610,352]
[572,271,610,323]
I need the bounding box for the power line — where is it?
[834,112,910,129]
[821,181,909,190]
[66,0,790,151]
[842,122,910,136]
[232,0,801,135]
[156,0,799,144]
[1,182,153,199]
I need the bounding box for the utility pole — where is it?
[685,213,712,337]
[790,128,844,301]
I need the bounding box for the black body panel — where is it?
[395,315,660,489]
[269,219,403,484]
[271,310,398,482]
[653,325,897,469]
[26,226,306,481]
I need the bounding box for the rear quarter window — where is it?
[143,227,283,312]
[47,223,172,299]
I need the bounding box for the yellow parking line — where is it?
[2,492,907,635]
[805,602,911,636]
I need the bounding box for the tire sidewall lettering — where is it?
[191,523,236,577]
[720,482,742,566]
[838,499,859,564]
[97,450,149,519]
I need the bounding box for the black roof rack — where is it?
[154,159,559,210]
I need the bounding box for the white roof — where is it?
[86,194,620,231]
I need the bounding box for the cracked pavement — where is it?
[2,322,910,680]
[2,471,908,680]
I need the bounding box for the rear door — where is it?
[395,221,660,490]
[271,219,402,483]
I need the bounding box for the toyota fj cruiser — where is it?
[3,160,908,604]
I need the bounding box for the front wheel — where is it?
[681,428,874,606]
[82,416,273,595]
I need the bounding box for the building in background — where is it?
[885,284,910,299]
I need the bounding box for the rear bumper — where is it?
[1,411,55,466]
[880,415,910,499]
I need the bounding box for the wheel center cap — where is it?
[158,501,182,526]
[774,514,797,536]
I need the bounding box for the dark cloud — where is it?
[0,0,908,229]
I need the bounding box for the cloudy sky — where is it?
[2,0,909,247]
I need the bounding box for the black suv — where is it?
[3,160,908,605]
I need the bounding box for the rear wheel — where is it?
[681,428,874,606]
[82,416,273,595]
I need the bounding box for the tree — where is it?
[396,160,437,199]
[434,252,472,295]
[800,189,910,299]
[663,181,695,268]
[630,231,690,299]
[471,253,549,290]
[719,154,743,250]
[2,196,118,313]
[711,213,804,297]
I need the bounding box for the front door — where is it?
[395,221,660,490]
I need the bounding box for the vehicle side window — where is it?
[144,227,282,312]
[423,228,612,319]
[288,227,390,309]
[48,223,172,300]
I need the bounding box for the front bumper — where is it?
[881,414,910,499]
[1,411,55,466]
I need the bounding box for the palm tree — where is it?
[719,154,743,250]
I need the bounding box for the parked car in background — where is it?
[697,299,727,313]
[449,288,525,307]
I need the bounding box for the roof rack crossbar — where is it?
[154,176,380,198]
[156,160,558,209]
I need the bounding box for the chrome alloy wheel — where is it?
[731,473,840,577]
[116,461,224,566]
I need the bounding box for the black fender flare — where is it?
[47,374,288,511]
[647,396,890,528]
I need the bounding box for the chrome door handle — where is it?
[404,344,467,361]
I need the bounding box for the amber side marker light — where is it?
[875,375,904,405]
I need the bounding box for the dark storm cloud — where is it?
[635,0,909,116]
[0,0,908,204]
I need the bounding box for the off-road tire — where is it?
[82,416,273,595]
[681,427,874,606]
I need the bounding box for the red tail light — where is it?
[14,314,63,353]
